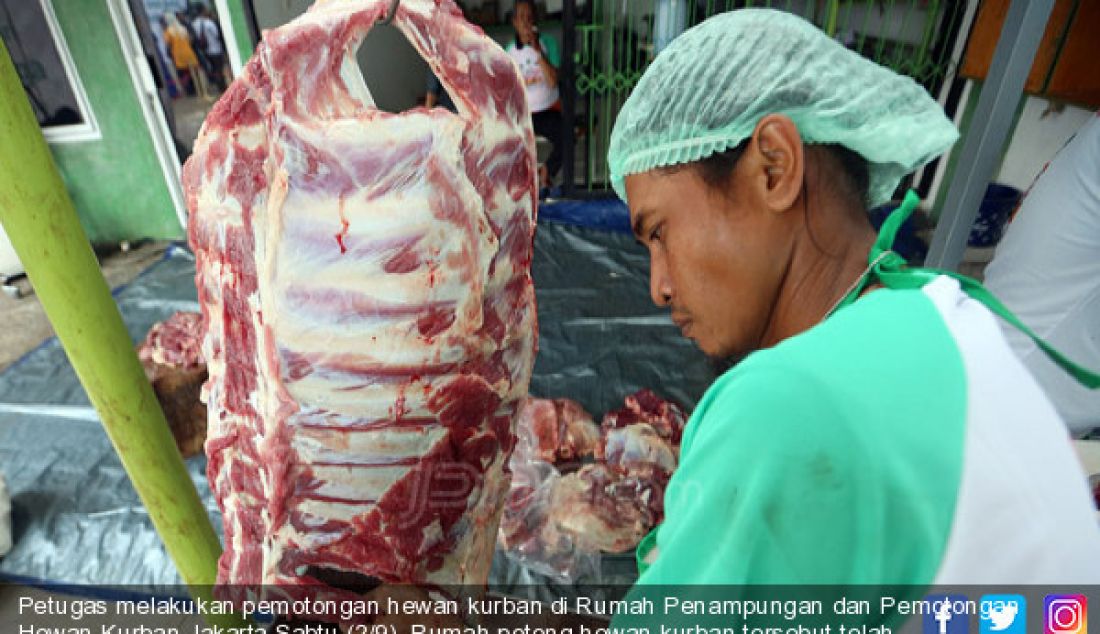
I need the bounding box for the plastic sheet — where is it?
[0,222,718,589]
[528,224,716,416]
[538,197,631,234]
[0,410,220,589]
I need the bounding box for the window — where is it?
[0,0,99,142]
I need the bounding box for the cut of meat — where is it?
[514,397,600,465]
[137,311,205,370]
[513,398,557,463]
[601,423,676,477]
[601,388,687,446]
[138,312,208,458]
[499,390,687,568]
[182,0,536,607]
[496,460,569,566]
[498,461,664,563]
[547,465,656,554]
[598,389,685,475]
[557,399,602,461]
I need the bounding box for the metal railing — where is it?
[560,0,972,198]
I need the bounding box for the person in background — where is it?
[984,114,1100,438]
[176,11,206,73]
[193,6,227,93]
[507,0,563,190]
[162,14,199,97]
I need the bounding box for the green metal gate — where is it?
[560,0,972,198]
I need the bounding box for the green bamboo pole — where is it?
[0,40,246,629]
[825,0,840,37]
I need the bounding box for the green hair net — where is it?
[608,8,959,207]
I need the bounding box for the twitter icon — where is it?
[982,595,1027,634]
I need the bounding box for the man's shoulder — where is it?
[770,283,947,370]
[697,284,962,432]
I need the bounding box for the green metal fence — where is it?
[561,0,972,197]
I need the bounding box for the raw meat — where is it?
[499,390,687,571]
[596,390,684,530]
[137,311,205,370]
[514,397,600,464]
[549,464,659,553]
[602,423,676,477]
[181,0,536,604]
[557,399,602,461]
[498,463,659,563]
[496,460,570,569]
[598,389,684,479]
[138,312,208,458]
[601,388,687,446]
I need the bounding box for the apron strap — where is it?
[835,190,1100,390]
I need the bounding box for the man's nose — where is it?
[650,261,672,307]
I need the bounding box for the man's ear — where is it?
[746,114,804,213]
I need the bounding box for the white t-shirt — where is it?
[507,37,559,114]
[195,16,223,57]
[984,114,1100,436]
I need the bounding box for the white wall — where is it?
[995,96,1095,191]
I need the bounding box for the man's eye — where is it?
[649,225,663,242]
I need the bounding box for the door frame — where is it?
[104,0,187,231]
[214,0,247,78]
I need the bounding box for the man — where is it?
[193,6,226,93]
[606,8,1100,596]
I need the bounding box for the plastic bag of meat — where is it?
[498,391,687,579]
[496,459,601,580]
[600,388,687,447]
[513,397,600,466]
[181,0,537,609]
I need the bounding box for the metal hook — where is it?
[380,0,400,25]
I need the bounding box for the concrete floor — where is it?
[0,241,169,372]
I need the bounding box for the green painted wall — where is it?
[47,0,182,243]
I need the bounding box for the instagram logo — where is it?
[1046,595,1088,634]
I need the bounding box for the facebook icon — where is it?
[923,595,971,634]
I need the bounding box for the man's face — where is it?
[625,165,792,361]
[513,3,535,34]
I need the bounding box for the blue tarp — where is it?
[539,196,632,234]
